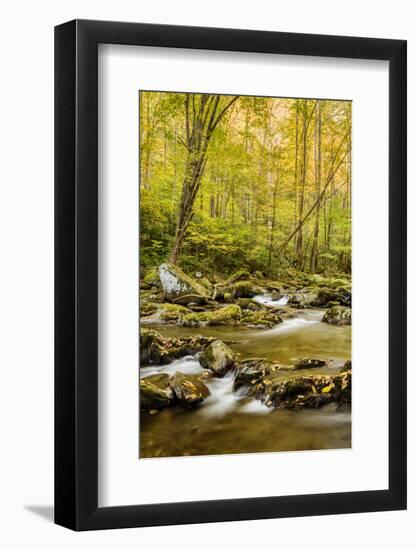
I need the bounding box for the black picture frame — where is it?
[55,19,407,531]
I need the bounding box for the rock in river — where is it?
[294,358,327,370]
[322,305,352,326]
[171,371,210,407]
[158,263,209,299]
[140,328,214,365]
[199,340,236,377]
[180,304,242,327]
[140,373,174,409]
[341,359,352,372]
[251,372,351,409]
[233,358,278,390]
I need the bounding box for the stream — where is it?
[140,296,351,458]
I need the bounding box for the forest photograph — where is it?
[139,91,352,458]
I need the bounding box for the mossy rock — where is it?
[140,302,158,317]
[230,280,256,298]
[294,358,327,370]
[310,287,341,307]
[140,328,215,365]
[158,263,209,299]
[236,298,262,310]
[241,309,283,329]
[328,277,351,289]
[341,359,352,372]
[159,303,190,313]
[234,359,278,390]
[264,281,285,293]
[199,277,214,293]
[140,329,167,364]
[158,303,191,323]
[171,371,210,407]
[143,267,162,289]
[181,304,242,327]
[140,373,174,409]
[322,306,352,326]
[288,291,319,308]
[199,340,236,377]
[224,269,250,286]
[252,372,351,409]
[214,280,263,301]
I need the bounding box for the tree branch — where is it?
[210,96,239,133]
[277,139,351,253]
[185,95,190,147]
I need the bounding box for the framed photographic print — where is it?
[55,19,407,530]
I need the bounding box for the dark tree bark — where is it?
[267,161,280,277]
[277,131,350,255]
[169,94,239,264]
[295,100,318,268]
[310,100,322,272]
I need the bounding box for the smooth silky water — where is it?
[140,303,351,458]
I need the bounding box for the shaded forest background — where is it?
[140,91,352,277]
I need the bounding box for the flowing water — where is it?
[140,298,351,458]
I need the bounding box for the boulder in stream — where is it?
[341,359,352,372]
[251,372,351,409]
[199,340,236,377]
[171,371,210,407]
[140,328,215,365]
[294,358,327,370]
[234,358,277,390]
[143,266,162,289]
[158,263,209,300]
[241,309,283,329]
[214,280,265,301]
[140,301,158,317]
[181,304,242,327]
[322,305,352,326]
[140,373,174,409]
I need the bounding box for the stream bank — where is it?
[139,264,352,458]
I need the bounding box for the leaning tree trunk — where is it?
[169,93,239,265]
[169,154,205,264]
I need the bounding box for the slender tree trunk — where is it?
[326,146,335,254]
[293,100,299,251]
[310,101,321,272]
[295,100,308,267]
[267,161,280,276]
[276,131,351,255]
[169,93,239,264]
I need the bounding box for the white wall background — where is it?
[0,0,414,547]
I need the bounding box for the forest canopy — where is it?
[139,91,352,278]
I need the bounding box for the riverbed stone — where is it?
[251,372,351,409]
[181,304,242,327]
[140,328,215,365]
[199,340,236,376]
[140,373,174,409]
[236,298,261,310]
[158,263,209,299]
[234,359,277,390]
[341,359,352,372]
[171,372,210,407]
[140,301,158,317]
[322,305,352,326]
[294,358,327,370]
[143,267,162,289]
[224,269,250,285]
[158,303,191,323]
[241,309,283,329]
